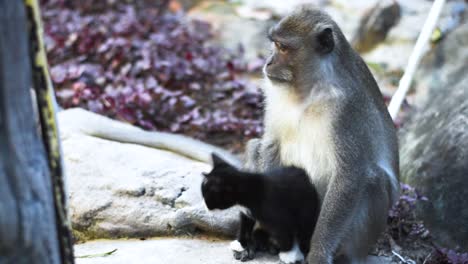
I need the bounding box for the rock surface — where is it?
[351,0,401,53]
[74,238,392,264]
[413,21,468,108]
[399,22,468,251]
[399,80,468,251]
[58,109,240,241]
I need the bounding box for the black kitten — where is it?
[201,153,320,264]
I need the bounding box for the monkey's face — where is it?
[263,37,296,84]
[264,6,336,97]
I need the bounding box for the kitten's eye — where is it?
[275,42,288,53]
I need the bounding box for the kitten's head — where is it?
[201,153,240,210]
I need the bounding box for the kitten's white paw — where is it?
[229,240,245,252]
[279,242,304,264]
[230,240,255,261]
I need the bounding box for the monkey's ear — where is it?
[211,152,228,167]
[316,27,334,54]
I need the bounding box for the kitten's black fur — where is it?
[201,153,320,262]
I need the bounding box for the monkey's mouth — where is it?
[266,73,289,83]
[264,67,292,83]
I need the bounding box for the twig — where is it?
[387,0,446,120]
[76,249,118,258]
[392,250,416,264]
[422,252,432,264]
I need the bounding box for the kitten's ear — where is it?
[211,152,229,167]
[316,27,334,54]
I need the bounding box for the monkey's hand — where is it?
[230,240,256,262]
[306,253,332,264]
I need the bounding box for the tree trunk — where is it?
[0,1,73,263]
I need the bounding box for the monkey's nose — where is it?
[266,57,273,66]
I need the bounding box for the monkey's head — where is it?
[264,6,345,98]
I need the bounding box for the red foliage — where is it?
[41,1,263,151]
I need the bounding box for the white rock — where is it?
[58,110,240,240]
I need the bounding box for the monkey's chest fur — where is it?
[263,81,338,193]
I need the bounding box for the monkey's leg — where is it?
[230,212,256,261]
[307,172,366,264]
[308,168,392,264]
[336,171,392,264]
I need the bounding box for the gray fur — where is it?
[246,5,399,264]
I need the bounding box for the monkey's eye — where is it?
[274,42,288,53]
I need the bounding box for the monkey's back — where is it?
[333,45,400,202]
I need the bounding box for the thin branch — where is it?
[76,249,118,258]
[392,250,416,264]
[422,252,432,264]
[387,0,446,120]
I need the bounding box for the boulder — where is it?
[400,82,468,250]
[399,22,468,250]
[413,21,468,108]
[352,0,401,53]
[58,109,240,241]
[359,0,427,69]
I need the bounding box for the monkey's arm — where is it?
[244,137,281,172]
[244,138,262,171]
[308,171,364,264]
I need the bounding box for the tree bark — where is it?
[0,1,69,263]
